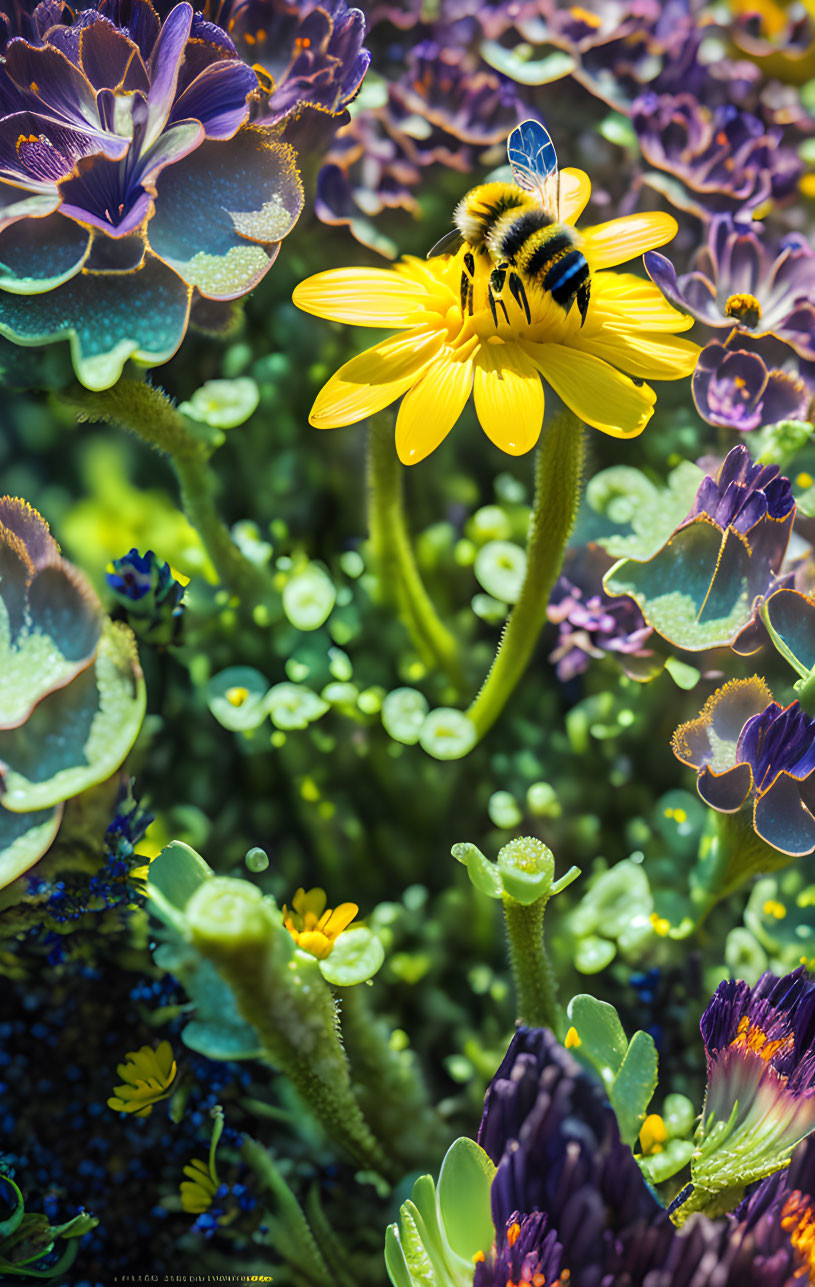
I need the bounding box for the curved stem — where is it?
[367,414,463,688]
[58,379,270,604]
[468,411,584,739]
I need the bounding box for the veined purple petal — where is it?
[143,2,192,149]
[0,177,60,229]
[168,59,256,139]
[3,37,101,131]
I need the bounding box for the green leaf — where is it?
[451,842,502,900]
[605,521,758,651]
[436,1138,496,1263]
[319,926,384,986]
[385,1225,415,1287]
[593,461,703,561]
[610,1029,659,1147]
[567,994,628,1089]
[206,667,270,732]
[479,39,574,84]
[181,1019,262,1061]
[664,656,701,690]
[0,802,61,891]
[0,621,145,811]
[147,840,214,929]
[0,1176,24,1239]
[638,1138,695,1185]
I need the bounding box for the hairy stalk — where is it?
[337,983,446,1171]
[242,1136,333,1285]
[58,379,269,603]
[367,413,462,687]
[502,893,564,1036]
[468,411,584,739]
[186,880,397,1181]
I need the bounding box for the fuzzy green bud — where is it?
[497,837,554,905]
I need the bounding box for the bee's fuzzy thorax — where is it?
[453,182,532,250]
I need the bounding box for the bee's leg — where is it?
[508,272,531,325]
[460,251,475,316]
[488,265,510,325]
[577,278,591,327]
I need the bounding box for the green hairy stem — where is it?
[59,379,270,603]
[468,410,585,739]
[502,892,564,1036]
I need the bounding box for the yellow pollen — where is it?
[569,5,602,25]
[639,1113,668,1156]
[564,1026,581,1049]
[781,1190,815,1279]
[725,292,762,328]
[225,685,249,707]
[797,472,814,489]
[507,1221,521,1246]
[733,376,747,389]
[731,1014,794,1061]
[650,913,671,936]
[473,1250,486,1264]
[763,898,787,919]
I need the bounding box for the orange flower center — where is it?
[781,1190,815,1280]
[731,1014,795,1061]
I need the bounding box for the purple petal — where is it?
[78,15,149,93]
[144,2,193,149]
[3,37,100,131]
[755,772,815,856]
[169,59,256,139]
[698,763,753,813]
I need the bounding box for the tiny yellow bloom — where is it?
[282,887,358,959]
[639,1113,668,1156]
[106,1040,177,1117]
[180,1158,218,1214]
[650,912,671,937]
[293,176,698,464]
[564,1025,582,1049]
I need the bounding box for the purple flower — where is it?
[204,0,369,123]
[473,1209,565,1287]
[646,216,815,359]
[548,545,653,681]
[673,680,815,856]
[0,0,304,388]
[107,548,185,645]
[672,970,815,1223]
[633,93,801,220]
[693,343,810,431]
[476,1025,815,1284]
[687,443,794,535]
[388,42,522,151]
[315,110,420,251]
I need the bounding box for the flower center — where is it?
[731,1015,794,1062]
[725,292,762,328]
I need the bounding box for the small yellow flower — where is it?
[180,1158,218,1214]
[293,174,698,464]
[106,1040,177,1117]
[282,887,358,959]
[639,1113,668,1156]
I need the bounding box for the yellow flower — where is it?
[282,887,358,959]
[293,172,699,464]
[180,1158,218,1213]
[106,1040,177,1116]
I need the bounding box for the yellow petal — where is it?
[323,902,358,937]
[155,1041,176,1081]
[473,342,544,455]
[580,212,678,270]
[310,328,443,429]
[395,353,474,464]
[293,268,432,326]
[297,929,334,959]
[523,342,655,438]
[589,272,694,332]
[560,168,591,224]
[571,329,701,381]
[295,887,326,918]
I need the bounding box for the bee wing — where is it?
[427,228,464,258]
[507,119,560,218]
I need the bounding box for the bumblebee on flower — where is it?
[294,118,699,464]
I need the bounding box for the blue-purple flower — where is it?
[633,93,801,220]
[107,548,185,645]
[475,1024,815,1284]
[548,545,653,681]
[646,216,815,358]
[675,969,815,1223]
[692,342,810,431]
[0,0,305,388]
[604,446,796,651]
[673,679,815,856]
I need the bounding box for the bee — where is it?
[429,119,591,330]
